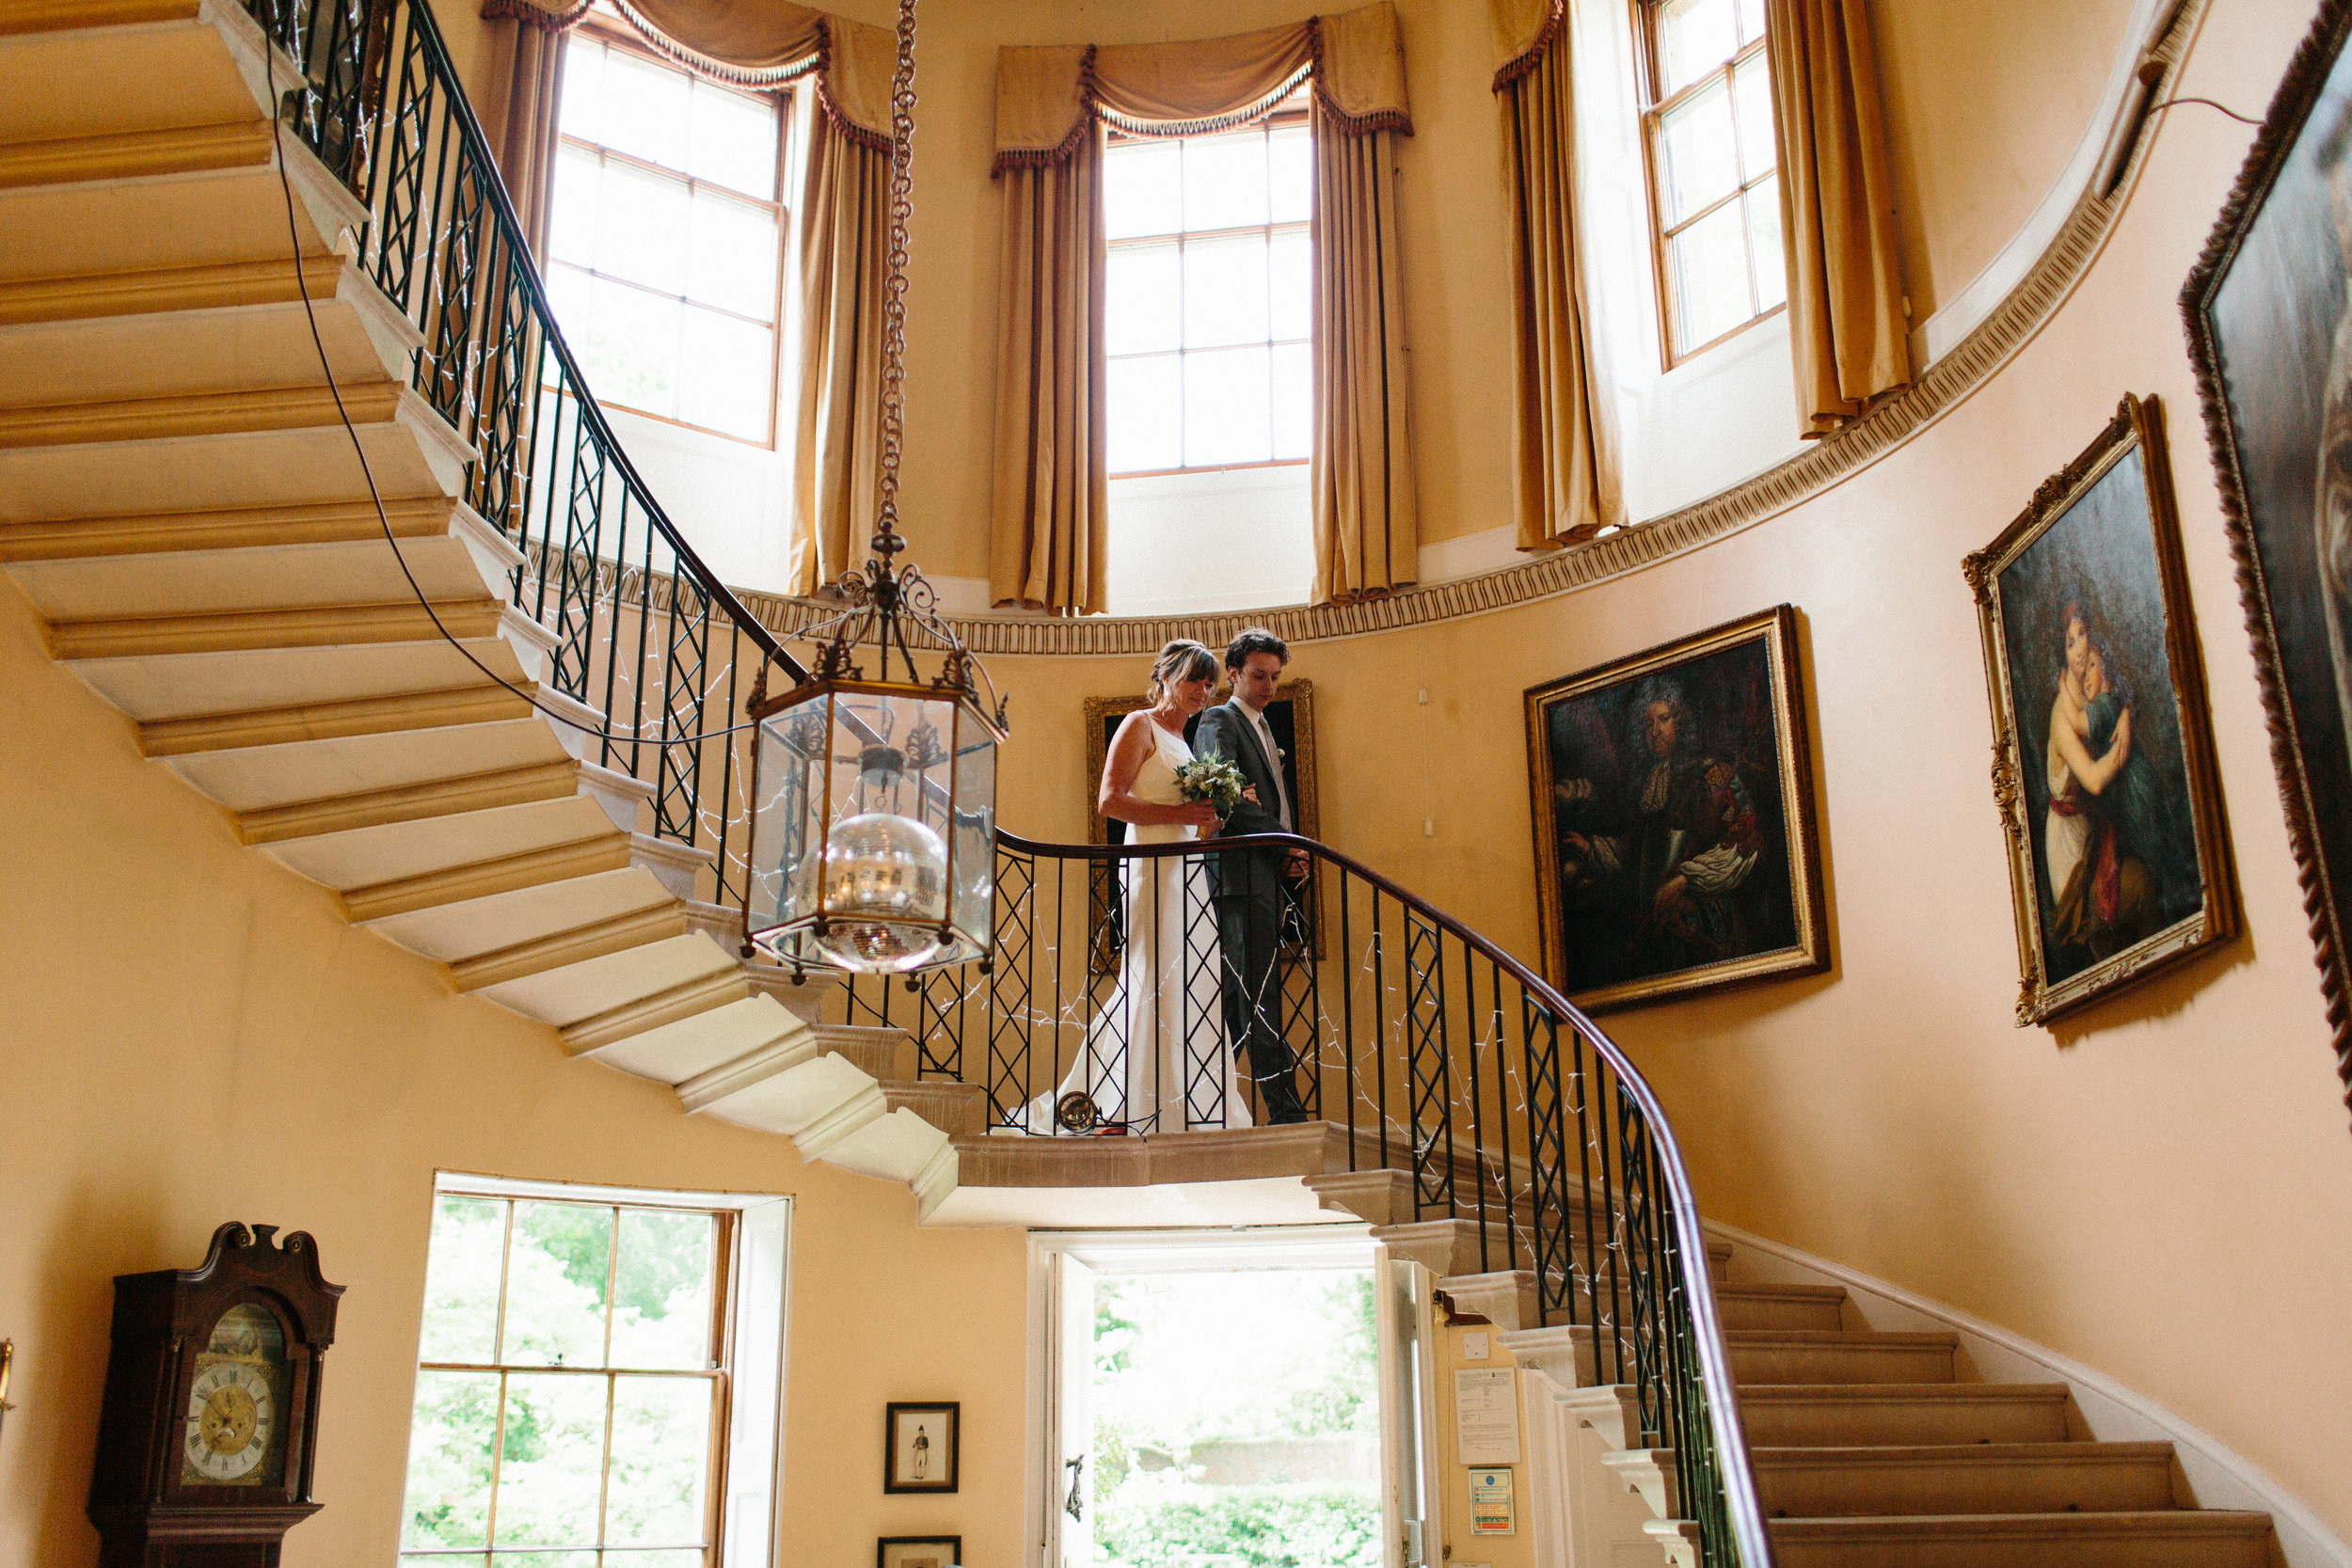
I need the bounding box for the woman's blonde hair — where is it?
[1147,639,1218,701]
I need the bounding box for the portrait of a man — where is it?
[1525,608,1827,1011]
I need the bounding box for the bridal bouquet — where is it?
[1172,756,1248,816]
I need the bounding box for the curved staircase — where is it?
[0,0,961,1213]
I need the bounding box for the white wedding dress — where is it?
[1035,721,1250,1134]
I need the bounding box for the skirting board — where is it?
[1707,1219,2349,1568]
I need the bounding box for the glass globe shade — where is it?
[814,812,948,972]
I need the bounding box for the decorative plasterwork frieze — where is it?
[547,0,2194,663]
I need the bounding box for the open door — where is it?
[1046,1252,1097,1566]
[1376,1252,1439,1568]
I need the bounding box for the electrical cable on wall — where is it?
[260,40,772,751]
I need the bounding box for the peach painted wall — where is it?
[956,0,2352,1538]
[0,580,1028,1565]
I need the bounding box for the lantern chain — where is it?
[872,0,917,561]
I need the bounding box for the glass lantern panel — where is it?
[747,691,830,939]
[821,689,953,928]
[949,704,998,951]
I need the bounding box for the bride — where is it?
[1037,640,1253,1134]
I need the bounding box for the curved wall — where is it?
[946,0,2352,1539]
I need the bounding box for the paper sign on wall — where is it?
[1469,1467,1515,1535]
[1454,1369,1520,1465]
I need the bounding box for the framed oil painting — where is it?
[883,1402,958,1494]
[1963,394,2235,1025]
[1083,680,1323,964]
[878,1537,961,1568]
[1523,606,1828,1012]
[2182,0,2352,1107]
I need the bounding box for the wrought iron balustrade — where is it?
[243,0,1769,1558]
[834,829,1772,1568]
[247,0,803,909]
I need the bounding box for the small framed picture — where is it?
[878,1536,962,1568]
[883,1402,959,1494]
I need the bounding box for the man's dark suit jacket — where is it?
[1194,698,1289,893]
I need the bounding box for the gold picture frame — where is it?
[1963,393,2235,1025]
[1524,606,1829,1012]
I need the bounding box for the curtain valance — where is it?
[1486,0,1563,89]
[483,0,895,146]
[992,1,1412,173]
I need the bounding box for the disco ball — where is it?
[813,812,948,972]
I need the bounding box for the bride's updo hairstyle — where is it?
[1147,639,1218,701]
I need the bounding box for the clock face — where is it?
[180,1303,288,1488]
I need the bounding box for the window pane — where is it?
[1668,199,1754,349]
[611,1211,716,1371]
[1657,78,1739,225]
[419,1196,504,1364]
[1104,141,1183,239]
[548,147,599,268]
[502,1202,612,1368]
[1184,345,1274,466]
[1272,341,1311,460]
[493,1372,610,1548]
[688,80,777,198]
[687,189,778,321]
[1107,243,1182,355]
[1733,51,1775,182]
[1269,229,1311,341]
[598,49,691,169]
[583,278,683,419]
[1737,0,1766,44]
[1182,131,1270,231]
[1183,234,1271,349]
[1657,0,1739,94]
[558,36,602,144]
[401,1370,499,1548]
[594,163,690,295]
[547,263,593,358]
[1108,356,1182,471]
[677,309,772,441]
[1747,174,1787,311]
[1269,125,1311,222]
[605,1378,714,1545]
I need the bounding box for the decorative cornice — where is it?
[558,0,2195,664]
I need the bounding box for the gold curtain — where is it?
[990,3,1417,613]
[477,2,579,256]
[1311,105,1415,602]
[990,133,1109,614]
[1766,0,1909,435]
[482,0,895,588]
[789,114,889,595]
[1491,3,1619,550]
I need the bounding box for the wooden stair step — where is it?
[0,141,358,284]
[1753,1441,2178,1518]
[1736,1383,2074,1449]
[262,792,628,920]
[1763,1510,2273,1568]
[0,262,422,410]
[0,391,470,525]
[1727,1330,1959,1386]
[1712,1282,1847,1332]
[0,9,265,146]
[362,865,684,992]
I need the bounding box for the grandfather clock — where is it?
[87,1223,343,1567]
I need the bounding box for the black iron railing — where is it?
[245,0,1767,1558]
[250,0,802,906]
[835,830,1772,1568]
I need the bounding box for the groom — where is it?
[1195,627,1311,1125]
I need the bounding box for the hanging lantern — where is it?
[739,0,1005,977]
[739,595,1005,974]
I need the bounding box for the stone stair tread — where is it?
[3,531,506,619]
[1728,1328,1957,1344]
[69,632,528,722]
[0,13,263,146]
[1753,1440,2170,1463]
[362,864,678,965]
[165,716,571,816]
[477,930,738,1030]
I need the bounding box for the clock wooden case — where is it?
[87,1222,344,1568]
